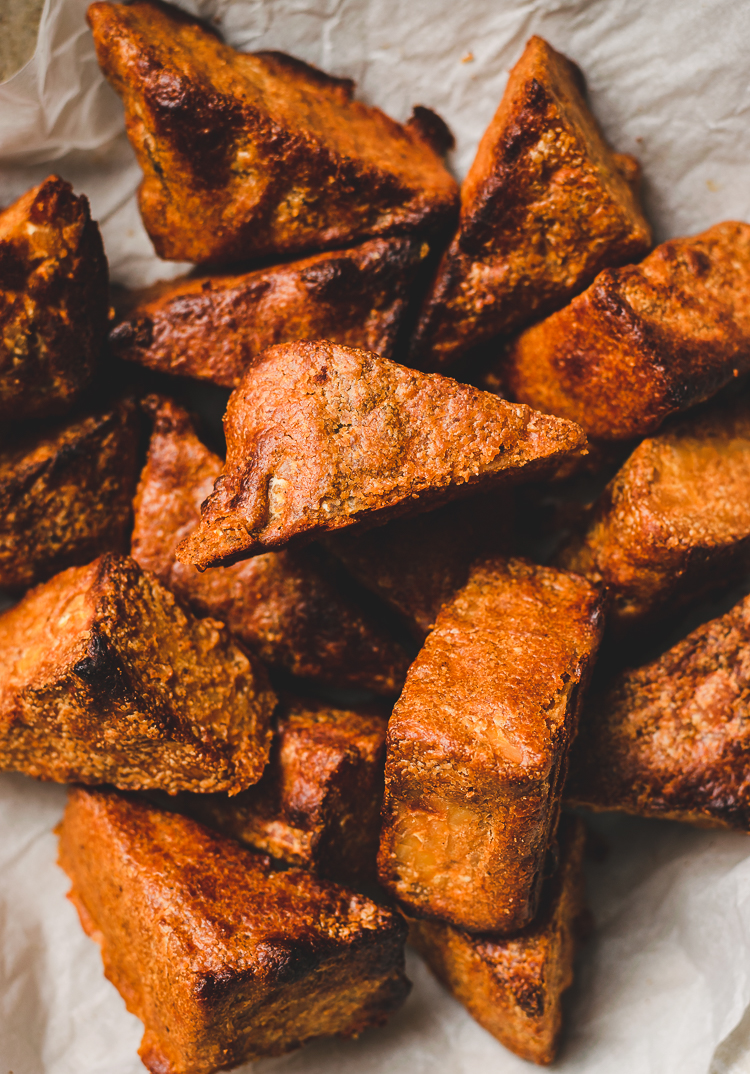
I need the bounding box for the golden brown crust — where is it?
[408,816,587,1065]
[567,593,750,830]
[555,396,750,631]
[58,788,410,1074]
[324,492,515,640]
[176,340,587,570]
[377,556,603,933]
[131,398,409,693]
[110,237,430,387]
[408,36,651,370]
[86,0,458,265]
[500,221,750,441]
[0,553,276,794]
[0,175,108,421]
[179,696,387,885]
[0,397,141,592]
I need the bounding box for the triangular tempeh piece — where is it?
[177,341,586,570]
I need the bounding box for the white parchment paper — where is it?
[1,1,750,1072]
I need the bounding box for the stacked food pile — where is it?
[2,2,750,1071]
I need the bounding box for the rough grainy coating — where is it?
[0,554,276,794]
[408,816,587,1065]
[86,0,458,265]
[179,697,388,885]
[110,237,430,387]
[0,175,108,421]
[555,396,750,631]
[408,36,651,370]
[177,340,587,570]
[325,492,515,640]
[567,594,750,830]
[58,789,410,1074]
[499,222,750,441]
[132,398,408,693]
[378,556,603,934]
[0,397,141,592]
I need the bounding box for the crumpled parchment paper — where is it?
[1,2,750,1072]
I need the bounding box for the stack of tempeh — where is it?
[2,2,750,1070]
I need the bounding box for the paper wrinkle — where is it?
[2,0,750,1071]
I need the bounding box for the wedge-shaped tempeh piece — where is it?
[408,35,651,370]
[132,398,408,693]
[325,492,515,641]
[0,175,108,421]
[111,237,429,387]
[378,557,602,933]
[567,594,750,830]
[0,397,141,592]
[179,696,387,885]
[555,396,750,632]
[87,0,458,266]
[408,816,588,1065]
[177,341,586,570]
[59,788,410,1074]
[499,222,750,440]
[0,553,275,793]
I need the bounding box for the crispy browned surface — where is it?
[325,492,515,640]
[0,397,141,592]
[556,396,750,631]
[177,341,587,570]
[111,237,429,387]
[409,816,587,1065]
[180,696,387,885]
[0,175,108,420]
[378,556,603,933]
[408,36,651,370]
[0,553,275,793]
[87,1,458,265]
[567,593,750,829]
[132,398,409,693]
[500,221,750,441]
[59,788,410,1074]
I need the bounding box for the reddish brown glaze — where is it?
[131,398,409,693]
[408,36,651,370]
[409,816,588,1065]
[176,340,587,570]
[0,397,141,592]
[180,696,388,885]
[58,788,410,1074]
[378,556,603,934]
[500,222,750,440]
[0,175,108,420]
[87,1,458,265]
[556,395,750,632]
[111,237,430,387]
[0,554,276,793]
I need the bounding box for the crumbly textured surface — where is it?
[132,398,409,693]
[58,788,411,1074]
[408,816,587,1065]
[325,492,515,640]
[0,175,108,421]
[179,696,388,885]
[177,340,587,570]
[86,1,458,265]
[0,554,276,793]
[378,556,602,934]
[500,221,750,440]
[408,36,651,370]
[567,594,750,830]
[0,397,141,592]
[110,237,430,387]
[556,396,750,631]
